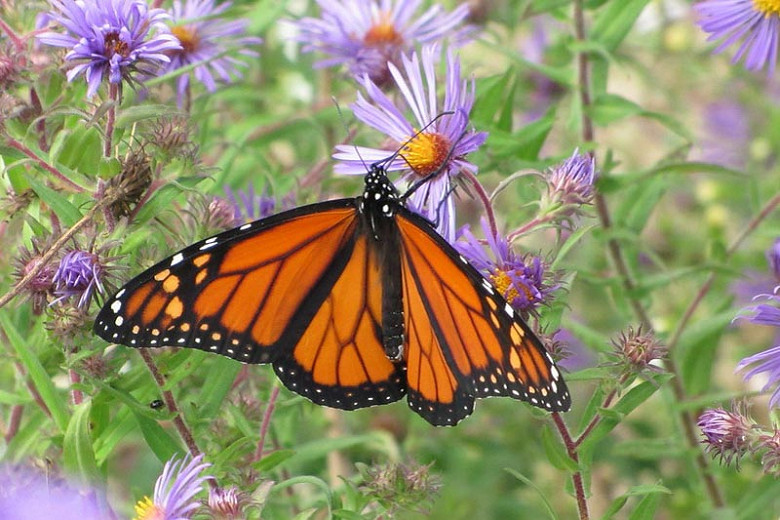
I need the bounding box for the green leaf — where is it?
[54,126,103,175]
[255,449,296,472]
[0,313,69,432]
[590,94,642,125]
[133,412,183,463]
[489,107,555,160]
[677,309,735,395]
[197,357,241,420]
[63,402,101,485]
[505,468,558,520]
[26,175,84,227]
[541,424,579,471]
[552,224,596,268]
[133,183,185,224]
[627,491,663,520]
[591,0,652,51]
[579,375,671,459]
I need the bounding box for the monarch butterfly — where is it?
[94,162,571,426]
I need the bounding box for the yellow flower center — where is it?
[489,269,535,305]
[134,496,165,520]
[753,0,780,15]
[171,25,200,54]
[364,13,403,46]
[400,132,451,177]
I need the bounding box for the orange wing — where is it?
[396,211,570,426]
[273,232,406,409]
[95,201,359,363]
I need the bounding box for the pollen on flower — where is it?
[753,0,780,16]
[364,15,403,46]
[134,496,165,520]
[104,32,130,58]
[171,25,200,54]
[400,132,451,176]
[490,269,535,306]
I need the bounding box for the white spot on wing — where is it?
[111,300,122,313]
[171,253,184,266]
[114,316,123,326]
[551,366,560,381]
[199,241,217,251]
[240,223,251,230]
[116,288,126,298]
[504,303,514,317]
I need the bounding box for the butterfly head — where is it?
[359,162,401,219]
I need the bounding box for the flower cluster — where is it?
[38,0,180,97]
[133,453,212,520]
[294,0,470,85]
[695,0,780,74]
[334,46,487,242]
[165,0,262,106]
[456,219,558,315]
[737,291,780,407]
[37,0,259,102]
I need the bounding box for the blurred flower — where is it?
[52,250,105,310]
[359,461,441,515]
[0,40,21,89]
[133,453,211,520]
[551,327,597,372]
[542,149,596,218]
[455,219,558,315]
[698,405,755,467]
[37,0,180,97]
[757,429,780,476]
[151,115,197,158]
[208,486,243,519]
[294,0,470,85]
[694,0,780,74]
[334,46,487,242]
[224,183,286,224]
[697,100,750,169]
[0,464,104,520]
[609,326,666,375]
[107,148,153,219]
[165,0,261,106]
[206,196,239,230]
[767,237,780,281]
[736,292,780,407]
[13,237,56,315]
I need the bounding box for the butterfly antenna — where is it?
[333,97,370,172]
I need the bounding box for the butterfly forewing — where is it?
[95,200,359,362]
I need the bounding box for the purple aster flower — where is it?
[694,0,780,74]
[52,250,105,310]
[165,0,262,107]
[698,405,755,467]
[334,46,487,242]
[696,100,750,169]
[208,486,244,518]
[134,453,211,520]
[768,237,780,281]
[544,149,596,211]
[37,0,181,98]
[0,465,105,520]
[455,218,557,315]
[223,183,296,224]
[736,292,780,407]
[294,0,471,85]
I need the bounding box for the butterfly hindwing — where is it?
[94,200,360,363]
[273,231,407,409]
